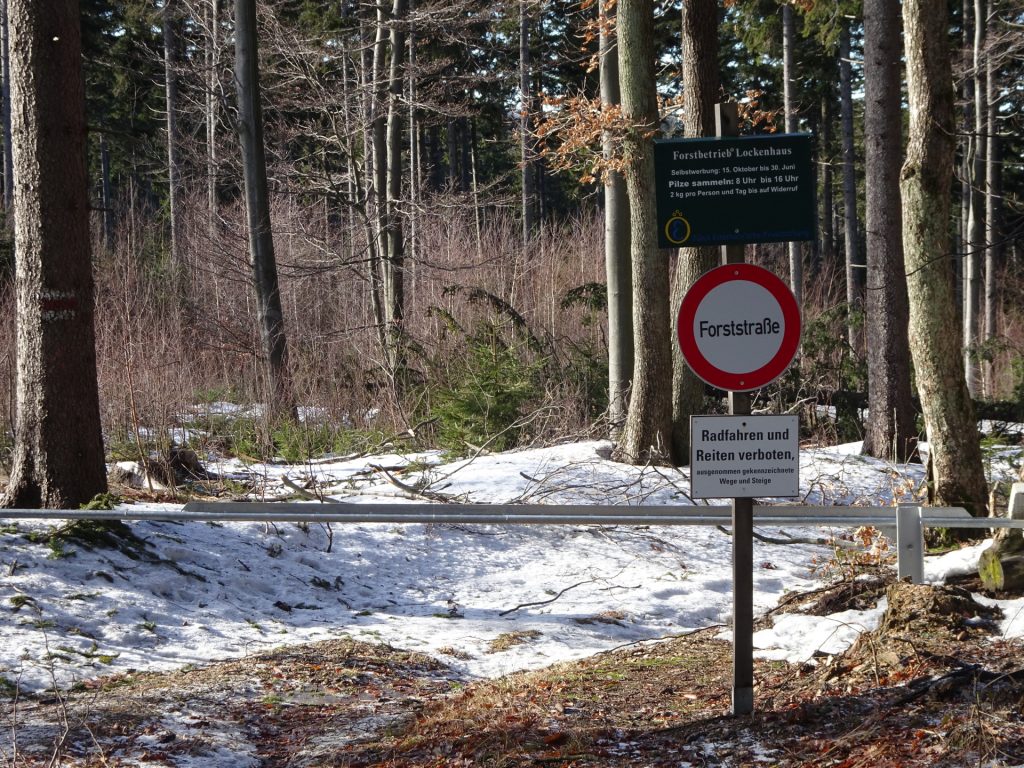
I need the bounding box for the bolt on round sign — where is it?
[677,264,800,392]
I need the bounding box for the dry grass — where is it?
[1,188,1022,468]
[4,581,1023,767]
[486,629,544,654]
[0,193,611,466]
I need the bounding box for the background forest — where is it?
[1,0,1023,483]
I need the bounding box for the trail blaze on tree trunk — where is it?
[901,0,987,518]
[3,0,107,509]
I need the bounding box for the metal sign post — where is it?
[673,104,809,717]
[718,102,753,717]
[730,393,754,716]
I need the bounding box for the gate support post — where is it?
[897,505,924,584]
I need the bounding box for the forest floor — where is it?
[5,573,1024,767]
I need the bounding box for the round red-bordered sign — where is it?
[677,264,800,392]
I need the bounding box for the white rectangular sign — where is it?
[690,415,799,499]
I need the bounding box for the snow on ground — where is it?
[0,439,1021,692]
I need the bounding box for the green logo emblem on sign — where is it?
[664,210,692,245]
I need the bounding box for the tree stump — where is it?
[878,582,998,638]
[978,482,1024,593]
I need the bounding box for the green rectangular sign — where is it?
[654,134,816,248]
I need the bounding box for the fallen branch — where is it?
[370,464,456,502]
[499,579,594,616]
[715,524,862,549]
[601,624,727,655]
[280,475,348,503]
[894,664,983,706]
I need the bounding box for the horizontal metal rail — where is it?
[4,501,1021,586]
[0,502,982,528]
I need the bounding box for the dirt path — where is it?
[4,582,1024,767]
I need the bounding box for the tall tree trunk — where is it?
[371,1,388,271]
[207,0,220,237]
[100,131,114,251]
[616,0,672,464]
[958,0,972,313]
[671,0,719,465]
[0,0,12,213]
[861,0,917,461]
[983,54,1001,395]
[446,118,458,188]
[383,0,407,373]
[964,0,986,396]
[360,13,386,354]
[839,21,861,350]
[819,96,834,269]
[459,116,471,194]
[901,0,987,517]
[3,0,107,508]
[234,0,294,416]
[519,0,537,250]
[601,0,632,436]
[407,3,418,269]
[163,0,185,270]
[470,119,483,261]
[782,2,801,305]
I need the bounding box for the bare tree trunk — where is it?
[839,21,861,350]
[163,0,185,270]
[782,2,802,305]
[459,116,471,194]
[958,0,972,311]
[983,54,1001,395]
[3,0,107,508]
[470,119,483,261]
[360,15,386,354]
[964,0,986,396]
[371,0,388,267]
[207,0,220,237]
[902,0,987,517]
[671,0,719,464]
[234,0,294,416]
[819,97,834,268]
[100,131,114,251]
[0,0,12,213]
[600,0,632,436]
[861,0,917,462]
[520,0,537,250]
[616,0,672,464]
[383,0,408,372]
[782,5,795,130]
[407,3,418,269]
